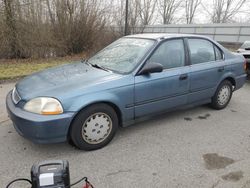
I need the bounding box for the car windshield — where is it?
[241,41,250,49]
[87,38,155,74]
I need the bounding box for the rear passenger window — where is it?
[188,39,216,64]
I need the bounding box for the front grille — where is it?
[12,87,21,104]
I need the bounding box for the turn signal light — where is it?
[41,106,63,115]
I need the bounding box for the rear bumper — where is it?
[246,61,250,75]
[6,92,74,144]
[235,74,247,91]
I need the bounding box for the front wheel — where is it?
[211,80,233,110]
[69,104,118,150]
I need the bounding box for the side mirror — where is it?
[245,47,250,50]
[139,62,163,75]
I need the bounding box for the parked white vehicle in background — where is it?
[237,41,250,76]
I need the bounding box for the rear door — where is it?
[134,38,190,118]
[187,38,226,103]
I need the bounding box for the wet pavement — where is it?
[0,81,250,188]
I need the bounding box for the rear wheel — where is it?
[211,80,233,110]
[69,103,118,150]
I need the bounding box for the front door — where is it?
[134,39,190,118]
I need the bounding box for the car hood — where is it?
[16,62,122,100]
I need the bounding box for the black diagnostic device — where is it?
[31,160,70,188]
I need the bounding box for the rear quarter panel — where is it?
[219,51,246,90]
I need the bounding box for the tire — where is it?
[69,103,118,150]
[211,80,233,110]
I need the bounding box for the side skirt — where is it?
[122,98,211,127]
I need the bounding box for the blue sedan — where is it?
[6,34,247,150]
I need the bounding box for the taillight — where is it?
[244,59,247,71]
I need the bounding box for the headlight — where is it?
[24,97,63,115]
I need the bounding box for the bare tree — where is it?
[3,0,19,58]
[128,0,141,33]
[158,0,182,24]
[207,0,247,23]
[2,0,249,59]
[0,0,115,58]
[137,0,157,26]
[114,0,143,34]
[109,0,126,35]
[184,0,201,24]
[46,0,55,25]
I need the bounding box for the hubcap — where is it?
[82,113,112,144]
[217,85,231,106]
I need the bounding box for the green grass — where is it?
[0,56,83,81]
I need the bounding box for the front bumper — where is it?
[6,92,75,144]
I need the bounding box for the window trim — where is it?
[185,37,225,66]
[213,45,223,61]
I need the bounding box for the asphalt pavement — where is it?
[0,81,250,188]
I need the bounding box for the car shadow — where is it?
[117,104,213,137]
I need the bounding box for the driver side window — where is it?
[148,39,185,69]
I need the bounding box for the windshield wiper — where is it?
[90,63,111,72]
[82,59,111,72]
[81,59,90,65]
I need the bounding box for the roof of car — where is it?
[125,33,209,40]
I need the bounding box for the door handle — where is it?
[179,74,188,80]
[218,67,225,72]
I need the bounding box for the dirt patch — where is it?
[203,153,235,170]
[231,109,237,113]
[152,172,157,176]
[106,169,132,177]
[211,180,220,188]
[184,117,192,121]
[242,180,250,188]
[198,114,211,120]
[0,76,23,84]
[221,171,243,182]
